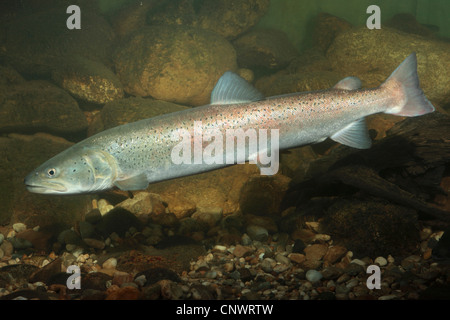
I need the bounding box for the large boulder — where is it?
[88,97,190,136]
[149,164,260,216]
[1,9,115,77]
[255,71,342,97]
[148,0,270,39]
[113,25,237,106]
[232,29,299,72]
[0,133,92,227]
[51,56,124,105]
[0,79,88,137]
[326,27,450,108]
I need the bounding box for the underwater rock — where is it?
[148,0,270,39]
[232,29,299,72]
[150,164,260,216]
[239,174,291,217]
[88,97,189,136]
[111,0,163,38]
[0,133,92,227]
[113,25,237,106]
[116,192,165,224]
[1,9,115,77]
[255,70,342,97]
[312,13,352,53]
[96,207,143,238]
[285,48,334,74]
[51,56,124,105]
[160,194,197,220]
[0,65,25,86]
[385,13,438,38]
[365,113,406,141]
[244,214,278,234]
[15,229,53,251]
[191,207,223,228]
[321,199,420,258]
[0,80,88,137]
[280,145,318,180]
[327,26,450,107]
[246,225,269,242]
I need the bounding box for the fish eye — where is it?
[47,168,57,177]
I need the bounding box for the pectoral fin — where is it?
[330,118,372,149]
[114,173,149,191]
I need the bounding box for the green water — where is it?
[257,0,450,51]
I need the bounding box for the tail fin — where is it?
[382,52,435,117]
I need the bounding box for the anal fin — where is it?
[330,118,372,149]
[114,173,149,191]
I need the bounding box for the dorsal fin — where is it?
[333,76,362,90]
[211,71,265,105]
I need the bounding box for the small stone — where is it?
[306,270,323,283]
[401,255,421,269]
[273,264,290,274]
[313,234,331,241]
[323,245,347,265]
[288,253,306,265]
[321,266,343,280]
[246,225,269,242]
[102,257,118,269]
[260,258,276,273]
[419,227,433,241]
[423,248,432,260]
[304,244,328,261]
[12,223,27,233]
[275,253,291,265]
[345,278,359,289]
[0,233,4,245]
[223,262,235,273]
[134,274,147,287]
[78,221,95,239]
[374,256,388,267]
[113,271,134,287]
[212,245,227,253]
[350,259,366,267]
[9,237,33,250]
[83,238,105,250]
[233,244,254,258]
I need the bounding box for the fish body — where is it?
[25,53,434,194]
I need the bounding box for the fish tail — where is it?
[382,52,435,117]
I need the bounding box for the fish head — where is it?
[24,147,118,194]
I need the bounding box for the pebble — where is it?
[102,257,118,269]
[246,225,269,242]
[288,253,306,264]
[304,244,328,261]
[374,256,388,267]
[12,223,27,233]
[260,258,276,273]
[232,244,253,258]
[350,258,366,267]
[275,253,291,265]
[305,270,323,283]
[9,237,33,250]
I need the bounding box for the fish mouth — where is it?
[24,180,68,194]
[25,184,68,194]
